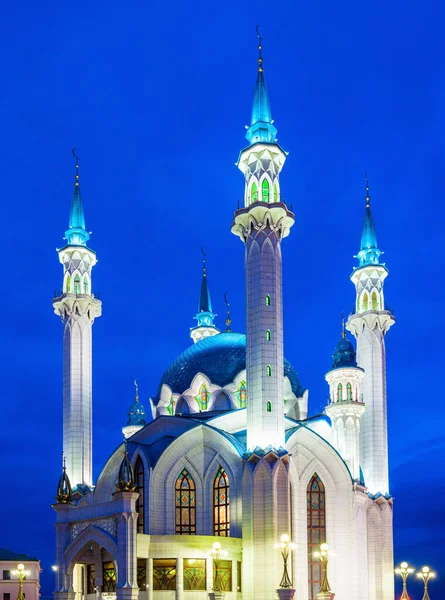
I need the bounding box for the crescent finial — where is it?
[72,148,80,160]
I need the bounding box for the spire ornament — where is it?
[201,246,207,277]
[65,148,89,246]
[134,379,139,402]
[224,292,232,332]
[116,442,136,492]
[341,312,346,340]
[56,452,73,503]
[365,171,371,207]
[256,25,263,72]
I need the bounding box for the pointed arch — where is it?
[213,467,230,536]
[134,457,145,533]
[266,401,271,412]
[261,178,270,203]
[337,383,343,402]
[83,274,89,295]
[273,181,278,203]
[195,383,209,410]
[362,292,369,312]
[65,273,71,293]
[250,181,258,204]
[265,294,271,306]
[175,469,196,534]
[73,273,81,295]
[307,474,326,599]
[346,382,352,401]
[266,365,272,377]
[266,329,271,341]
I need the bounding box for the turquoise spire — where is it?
[245,27,277,145]
[356,174,382,268]
[65,149,90,246]
[195,248,216,328]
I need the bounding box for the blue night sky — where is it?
[1,0,444,597]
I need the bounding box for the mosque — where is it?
[52,35,395,600]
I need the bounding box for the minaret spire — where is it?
[246,26,277,145]
[65,149,89,246]
[357,173,381,267]
[190,248,220,343]
[53,150,102,489]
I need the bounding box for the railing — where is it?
[53,290,100,300]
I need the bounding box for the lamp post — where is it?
[416,566,435,600]
[12,564,30,600]
[394,562,415,600]
[274,534,295,589]
[313,543,331,594]
[210,541,227,594]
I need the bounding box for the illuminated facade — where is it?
[52,38,395,600]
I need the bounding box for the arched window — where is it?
[74,274,81,295]
[135,458,144,533]
[265,294,271,306]
[371,291,378,310]
[273,183,278,203]
[266,329,271,341]
[239,381,247,408]
[307,474,326,600]
[175,469,196,535]
[347,382,352,401]
[251,182,258,204]
[262,179,270,203]
[266,401,271,412]
[362,293,369,311]
[83,276,89,294]
[337,383,343,402]
[214,467,230,536]
[66,274,71,293]
[266,365,271,377]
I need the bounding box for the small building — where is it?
[0,550,41,600]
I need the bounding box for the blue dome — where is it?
[331,337,357,370]
[155,332,304,401]
[127,399,146,426]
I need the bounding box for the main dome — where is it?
[155,332,304,401]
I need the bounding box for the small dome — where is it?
[155,332,304,401]
[127,398,146,426]
[331,337,357,370]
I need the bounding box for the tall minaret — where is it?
[190,249,219,343]
[53,151,102,488]
[346,177,394,495]
[232,31,294,451]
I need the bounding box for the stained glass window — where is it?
[265,294,271,306]
[238,381,247,408]
[87,564,95,594]
[273,183,278,203]
[153,559,176,591]
[66,274,71,293]
[262,179,270,202]
[307,474,326,600]
[266,329,271,341]
[74,274,81,295]
[363,293,369,311]
[372,291,378,310]
[214,467,230,536]
[167,396,175,416]
[213,559,232,591]
[137,559,146,591]
[102,562,116,593]
[347,382,352,401]
[267,401,271,412]
[175,469,196,534]
[135,457,144,533]
[195,384,209,410]
[183,559,206,590]
[266,365,271,376]
[251,182,258,203]
[337,383,342,402]
[83,277,89,294]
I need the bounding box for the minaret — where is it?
[190,249,220,343]
[53,151,102,488]
[346,177,395,494]
[232,31,294,451]
[325,318,365,480]
[122,380,147,439]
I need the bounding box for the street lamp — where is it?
[210,541,227,592]
[12,564,30,600]
[313,543,331,593]
[274,534,296,589]
[416,566,435,600]
[394,562,415,600]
